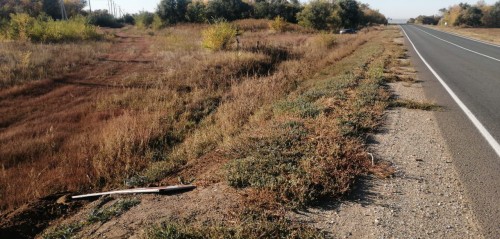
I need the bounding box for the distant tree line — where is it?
[154,0,387,30]
[1,0,388,31]
[0,0,87,20]
[409,1,500,27]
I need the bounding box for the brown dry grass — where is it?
[0,41,111,88]
[0,22,390,215]
[429,25,500,45]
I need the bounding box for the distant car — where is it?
[339,29,356,34]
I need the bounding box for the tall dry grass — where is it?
[0,41,110,87]
[0,21,387,210]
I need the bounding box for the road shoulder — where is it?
[291,35,483,239]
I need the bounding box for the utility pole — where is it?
[59,0,68,20]
[88,0,92,14]
[108,0,112,15]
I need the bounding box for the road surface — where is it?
[401,24,500,238]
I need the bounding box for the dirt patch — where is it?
[39,183,243,238]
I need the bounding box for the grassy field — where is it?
[0,20,407,238]
[429,25,500,45]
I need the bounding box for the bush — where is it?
[152,14,164,30]
[119,14,135,25]
[6,13,101,43]
[311,32,336,49]
[186,1,207,23]
[201,20,237,51]
[269,16,288,32]
[297,0,339,30]
[134,11,155,29]
[88,10,122,28]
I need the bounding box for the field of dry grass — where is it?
[429,25,500,45]
[0,18,413,238]
[0,20,407,238]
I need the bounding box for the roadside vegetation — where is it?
[408,0,500,27]
[0,0,399,237]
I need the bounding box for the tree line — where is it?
[1,0,388,31]
[408,1,500,27]
[156,0,387,30]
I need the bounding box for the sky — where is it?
[85,0,498,20]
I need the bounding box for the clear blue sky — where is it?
[86,0,498,20]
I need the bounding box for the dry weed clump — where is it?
[310,32,336,49]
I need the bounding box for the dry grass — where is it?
[0,21,393,219]
[429,25,500,45]
[0,41,110,87]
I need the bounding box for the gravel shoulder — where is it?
[292,44,483,238]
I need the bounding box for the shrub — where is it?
[201,20,237,51]
[269,16,288,32]
[7,13,35,41]
[152,14,164,30]
[119,14,135,25]
[6,13,101,43]
[88,10,123,28]
[134,11,155,29]
[311,32,337,49]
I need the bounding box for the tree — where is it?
[42,0,86,20]
[297,0,338,30]
[415,15,441,25]
[253,0,301,23]
[337,0,361,28]
[482,1,500,27]
[0,0,43,20]
[205,0,251,21]
[186,1,206,23]
[88,9,121,27]
[455,5,483,26]
[157,0,190,24]
[359,4,387,26]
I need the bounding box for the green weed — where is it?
[202,20,238,51]
[42,222,84,239]
[6,13,101,43]
[87,198,140,223]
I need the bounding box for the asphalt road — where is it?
[400,24,500,238]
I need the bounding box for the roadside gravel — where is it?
[293,61,483,238]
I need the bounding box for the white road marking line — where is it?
[421,25,500,48]
[411,25,500,63]
[400,25,500,158]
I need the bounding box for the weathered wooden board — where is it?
[72,185,196,199]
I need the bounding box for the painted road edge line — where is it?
[400,25,500,158]
[420,25,500,48]
[412,26,500,62]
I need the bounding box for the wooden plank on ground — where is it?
[71,185,196,199]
